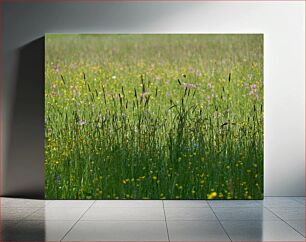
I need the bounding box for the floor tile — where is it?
[0,220,21,232]
[213,207,279,221]
[0,197,304,241]
[292,197,305,205]
[208,200,262,208]
[167,220,230,241]
[63,220,168,241]
[0,207,39,220]
[0,198,47,208]
[1,220,75,241]
[47,200,94,208]
[0,220,20,241]
[92,200,163,208]
[221,220,305,241]
[165,207,217,221]
[268,207,305,220]
[81,207,165,221]
[262,197,304,207]
[163,200,209,208]
[26,207,88,220]
[286,220,305,236]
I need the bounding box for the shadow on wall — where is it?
[5,37,45,199]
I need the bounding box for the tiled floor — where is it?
[0,197,304,241]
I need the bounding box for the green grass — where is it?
[45,34,263,200]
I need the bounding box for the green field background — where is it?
[45,34,263,200]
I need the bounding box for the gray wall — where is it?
[1,1,305,198]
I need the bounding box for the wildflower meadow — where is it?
[45,34,263,199]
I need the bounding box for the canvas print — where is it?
[45,34,263,199]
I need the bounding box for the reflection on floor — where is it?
[0,197,304,241]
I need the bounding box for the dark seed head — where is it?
[60,75,66,85]
[134,88,137,98]
[184,87,187,97]
[221,122,228,128]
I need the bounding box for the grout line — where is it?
[162,200,170,242]
[0,200,48,227]
[264,207,305,238]
[263,196,306,199]
[18,206,44,221]
[207,202,232,242]
[1,206,46,234]
[60,200,96,241]
[291,197,305,206]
